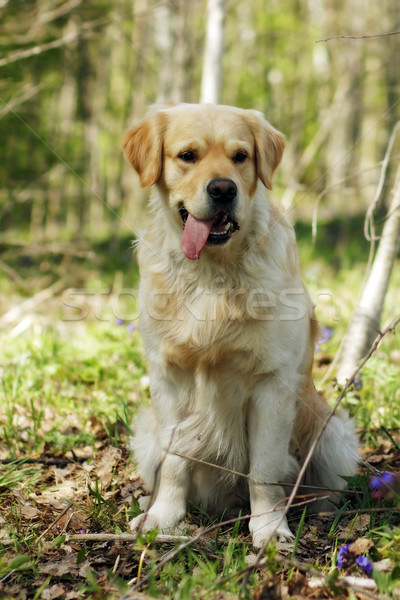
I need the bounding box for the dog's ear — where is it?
[123,110,167,188]
[249,111,285,190]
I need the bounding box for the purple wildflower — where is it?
[336,544,351,569]
[126,323,138,333]
[116,318,125,326]
[337,545,374,576]
[369,475,382,490]
[355,555,373,576]
[381,471,397,486]
[369,471,400,500]
[369,474,385,499]
[318,326,334,344]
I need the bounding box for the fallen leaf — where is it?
[92,446,122,488]
[40,555,78,577]
[373,558,393,572]
[20,504,39,520]
[41,583,66,600]
[57,509,89,533]
[78,558,93,578]
[64,592,85,600]
[367,454,392,464]
[349,537,374,555]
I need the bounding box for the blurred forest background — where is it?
[1,0,400,248]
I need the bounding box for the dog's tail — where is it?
[294,384,359,503]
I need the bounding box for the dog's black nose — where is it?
[207,178,237,203]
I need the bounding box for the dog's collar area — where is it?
[178,206,240,246]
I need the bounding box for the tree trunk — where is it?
[336,163,400,384]
[200,0,226,104]
[155,0,187,105]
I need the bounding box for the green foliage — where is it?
[0,321,146,458]
[2,0,400,243]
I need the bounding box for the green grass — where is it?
[0,233,399,598]
[0,323,146,459]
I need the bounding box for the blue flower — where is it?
[336,544,350,569]
[369,471,400,500]
[381,471,397,486]
[337,545,373,576]
[355,555,373,576]
[318,327,334,344]
[369,475,383,490]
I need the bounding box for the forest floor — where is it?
[0,230,400,599]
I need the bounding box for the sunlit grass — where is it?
[0,321,147,458]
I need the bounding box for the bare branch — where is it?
[0,279,65,328]
[36,0,82,26]
[170,450,361,494]
[0,27,94,68]
[364,121,400,243]
[67,533,192,544]
[0,84,43,119]
[316,31,400,43]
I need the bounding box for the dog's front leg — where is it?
[131,451,188,533]
[247,377,297,548]
[130,370,189,534]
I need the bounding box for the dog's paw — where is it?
[129,502,185,534]
[129,511,164,533]
[249,515,294,549]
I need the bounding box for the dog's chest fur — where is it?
[142,265,293,375]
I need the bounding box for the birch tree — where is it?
[336,138,400,384]
[200,0,226,104]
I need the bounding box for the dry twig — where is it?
[0,27,94,68]
[317,31,400,43]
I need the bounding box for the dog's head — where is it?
[123,104,285,260]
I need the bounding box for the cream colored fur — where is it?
[123,104,359,548]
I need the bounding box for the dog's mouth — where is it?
[179,206,240,260]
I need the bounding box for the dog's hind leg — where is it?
[294,385,359,509]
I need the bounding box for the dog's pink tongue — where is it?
[182,214,214,260]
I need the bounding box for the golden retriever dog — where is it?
[123,104,358,547]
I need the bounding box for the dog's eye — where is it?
[178,150,197,163]
[233,151,247,164]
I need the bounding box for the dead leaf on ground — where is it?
[64,592,85,600]
[31,480,85,504]
[373,558,393,572]
[0,583,27,599]
[56,508,89,533]
[40,555,79,577]
[367,453,393,464]
[349,537,374,555]
[20,503,40,520]
[90,446,122,488]
[40,583,66,600]
[340,513,370,538]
